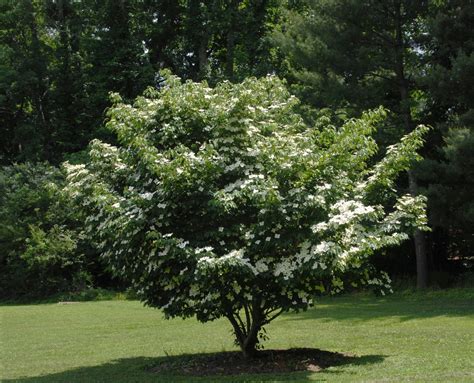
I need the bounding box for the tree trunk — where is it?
[225,30,235,80]
[27,1,51,160]
[226,301,264,359]
[409,171,428,288]
[227,319,261,359]
[394,1,429,289]
[225,0,239,80]
[198,34,209,80]
[240,328,260,359]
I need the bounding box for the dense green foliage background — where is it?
[0,162,118,297]
[0,0,472,298]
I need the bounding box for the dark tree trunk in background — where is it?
[198,35,209,79]
[394,0,428,288]
[27,1,51,161]
[409,171,428,288]
[225,0,239,81]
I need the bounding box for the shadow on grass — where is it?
[287,292,474,323]
[3,350,385,383]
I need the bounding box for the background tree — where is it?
[0,163,99,298]
[43,0,95,161]
[0,0,284,164]
[0,0,52,162]
[179,0,285,83]
[415,0,474,266]
[65,74,428,357]
[275,0,436,287]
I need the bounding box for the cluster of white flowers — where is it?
[273,258,297,280]
[64,74,428,325]
[197,248,259,276]
[328,200,377,226]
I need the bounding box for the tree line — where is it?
[1,0,472,297]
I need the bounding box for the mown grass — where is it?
[1,289,473,382]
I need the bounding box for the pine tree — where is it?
[275,0,431,287]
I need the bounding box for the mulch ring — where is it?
[149,348,357,376]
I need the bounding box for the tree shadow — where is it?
[286,292,474,323]
[3,349,385,383]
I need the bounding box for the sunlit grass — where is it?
[1,289,473,382]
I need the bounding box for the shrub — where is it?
[0,163,92,297]
[65,74,429,357]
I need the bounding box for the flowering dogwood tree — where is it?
[65,73,428,358]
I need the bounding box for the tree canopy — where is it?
[65,74,428,357]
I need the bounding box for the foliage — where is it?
[415,0,474,264]
[417,128,474,260]
[65,74,428,357]
[274,0,474,282]
[0,0,284,165]
[274,1,427,116]
[0,162,95,298]
[0,0,52,162]
[423,0,474,126]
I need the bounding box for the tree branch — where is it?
[262,308,284,325]
[225,310,245,344]
[234,311,248,337]
[243,303,251,334]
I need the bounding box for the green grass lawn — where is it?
[1,289,473,382]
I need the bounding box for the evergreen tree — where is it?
[416,0,474,264]
[275,0,431,287]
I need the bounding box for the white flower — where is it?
[312,222,328,233]
[255,259,269,273]
[140,192,154,200]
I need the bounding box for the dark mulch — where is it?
[149,348,358,376]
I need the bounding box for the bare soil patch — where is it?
[150,348,358,376]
